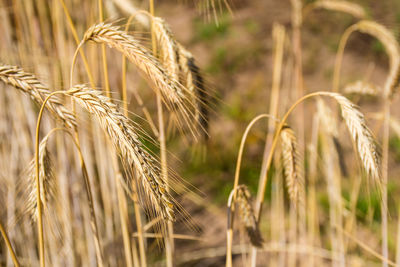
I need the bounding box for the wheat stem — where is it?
[0,220,20,267]
[226,114,277,267]
[149,1,174,266]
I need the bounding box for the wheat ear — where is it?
[328,93,381,182]
[236,185,263,247]
[0,64,76,128]
[79,22,199,137]
[280,125,304,208]
[177,44,209,137]
[26,134,57,221]
[65,84,175,221]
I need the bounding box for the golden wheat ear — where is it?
[180,48,210,140]
[279,125,305,209]
[330,93,381,183]
[236,185,263,247]
[65,84,176,222]
[24,135,57,221]
[79,22,202,139]
[0,64,76,129]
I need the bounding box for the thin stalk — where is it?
[250,23,285,266]
[58,0,96,88]
[97,2,133,265]
[98,0,111,97]
[381,99,390,267]
[0,220,20,267]
[57,5,105,264]
[332,25,356,92]
[35,91,104,267]
[149,1,173,266]
[226,114,277,267]
[396,205,400,265]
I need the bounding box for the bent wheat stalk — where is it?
[34,98,105,267]
[227,114,277,267]
[333,20,400,98]
[303,0,366,19]
[254,91,381,221]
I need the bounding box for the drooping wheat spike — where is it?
[81,22,200,137]
[236,185,263,247]
[65,84,175,221]
[152,17,180,84]
[280,125,304,208]
[82,22,182,103]
[25,134,57,221]
[0,64,76,129]
[329,93,381,182]
[177,44,209,137]
[303,0,366,19]
[317,98,348,176]
[343,80,379,96]
[150,15,209,137]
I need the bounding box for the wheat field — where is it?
[0,0,400,266]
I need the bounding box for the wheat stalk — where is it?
[65,84,175,221]
[236,185,263,247]
[0,64,76,128]
[280,125,304,208]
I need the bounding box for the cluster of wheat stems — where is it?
[0,0,399,266]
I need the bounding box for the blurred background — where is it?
[1,0,400,266]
